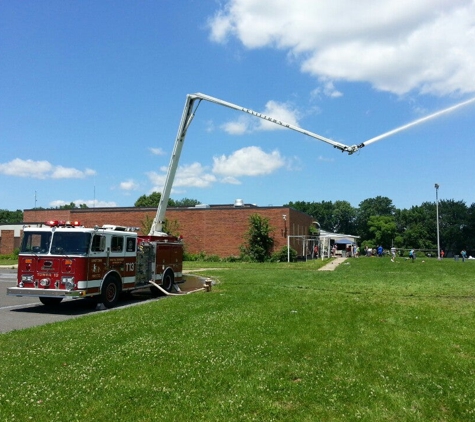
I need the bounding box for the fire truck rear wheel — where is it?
[150,270,174,297]
[39,297,63,306]
[161,270,174,292]
[101,277,120,308]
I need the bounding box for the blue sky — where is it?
[1,0,475,212]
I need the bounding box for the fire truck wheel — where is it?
[39,297,63,306]
[101,277,120,308]
[150,270,174,297]
[161,270,174,292]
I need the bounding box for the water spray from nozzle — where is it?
[361,97,475,148]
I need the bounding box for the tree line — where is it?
[285,196,475,255]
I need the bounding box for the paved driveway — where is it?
[318,257,348,271]
[0,268,153,334]
[0,268,208,334]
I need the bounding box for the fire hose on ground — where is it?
[148,278,212,296]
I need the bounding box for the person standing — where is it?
[391,246,396,262]
[461,249,467,262]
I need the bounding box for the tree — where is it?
[0,209,23,224]
[135,192,200,208]
[438,199,469,253]
[173,198,201,207]
[463,203,475,252]
[311,200,335,231]
[57,202,88,209]
[240,214,274,262]
[396,203,437,249]
[140,215,181,237]
[356,196,396,241]
[163,219,181,237]
[368,215,397,248]
[332,200,356,234]
[141,215,153,235]
[285,200,356,233]
[135,192,164,207]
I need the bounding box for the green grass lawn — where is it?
[1,257,475,421]
[0,256,16,266]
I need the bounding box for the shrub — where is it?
[271,246,297,262]
[240,214,275,262]
[222,255,240,262]
[183,251,207,261]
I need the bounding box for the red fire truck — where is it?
[7,220,183,308]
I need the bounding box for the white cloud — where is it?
[0,158,96,179]
[146,147,286,192]
[212,146,285,177]
[173,163,217,188]
[221,118,249,135]
[205,120,216,133]
[285,155,303,171]
[318,155,335,163]
[147,162,217,192]
[119,180,140,191]
[150,147,166,155]
[312,79,343,99]
[222,100,301,134]
[258,100,301,130]
[0,158,52,178]
[51,166,93,179]
[208,0,475,96]
[220,176,241,185]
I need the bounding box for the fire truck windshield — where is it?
[50,232,91,255]
[20,231,52,254]
[21,231,92,255]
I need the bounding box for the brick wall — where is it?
[19,206,314,258]
[0,230,15,255]
[23,209,72,223]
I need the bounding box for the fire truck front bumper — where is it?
[6,287,85,298]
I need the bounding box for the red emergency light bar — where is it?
[45,220,81,227]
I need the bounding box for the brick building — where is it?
[0,225,22,255]
[1,204,316,258]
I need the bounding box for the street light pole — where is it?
[435,183,440,260]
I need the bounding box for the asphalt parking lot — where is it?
[0,267,208,334]
[0,267,158,334]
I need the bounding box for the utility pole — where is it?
[435,183,440,260]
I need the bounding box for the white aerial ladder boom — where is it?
[148,92,363,236]
[148,92,475,235]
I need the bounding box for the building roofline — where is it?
[24,204,296,213]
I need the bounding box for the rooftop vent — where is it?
[234,199,244,207]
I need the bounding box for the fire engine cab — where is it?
[7,220,183,308]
